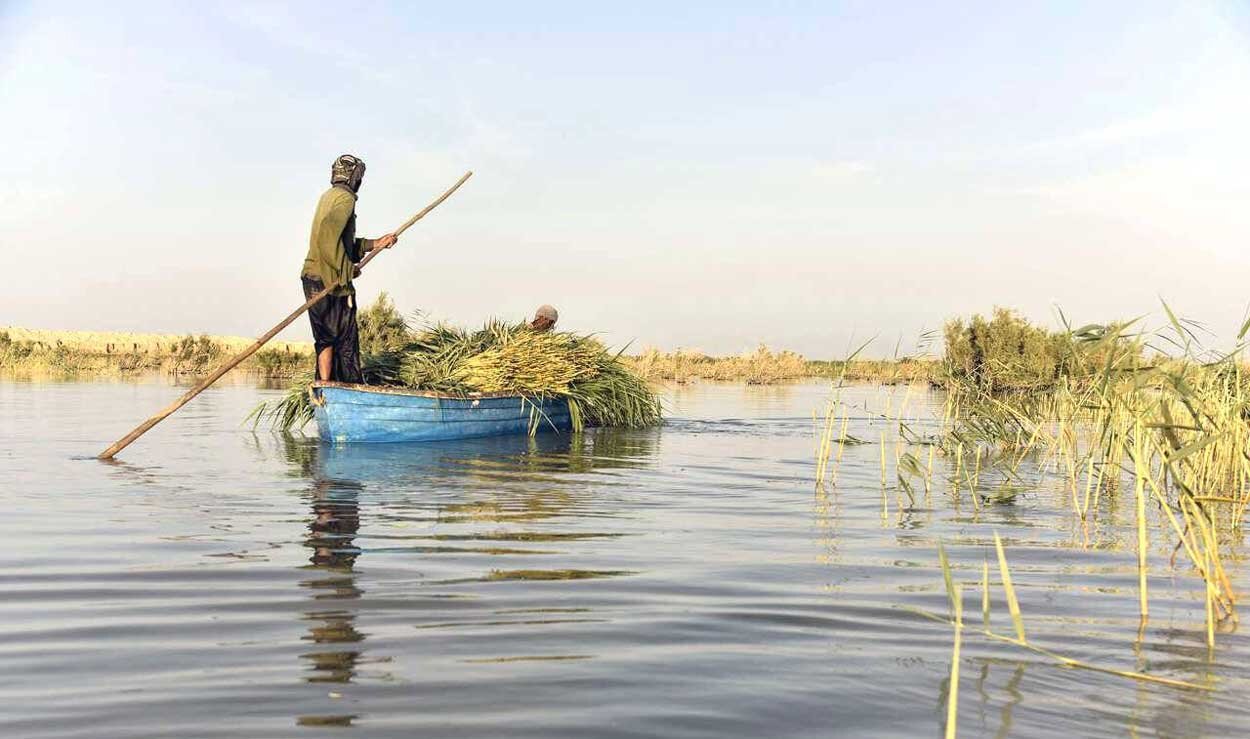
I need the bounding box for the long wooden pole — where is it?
[97,170,473,460]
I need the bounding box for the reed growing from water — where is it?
[815,306,1245,718]
[938,308,1245,629]
[928,535,1210,698]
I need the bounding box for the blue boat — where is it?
[310,381,573,443]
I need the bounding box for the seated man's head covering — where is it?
[533,305,559,323]
[531,305,559,331]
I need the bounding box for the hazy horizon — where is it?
[3,2,1249,358]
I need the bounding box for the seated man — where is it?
[530,304,559,332]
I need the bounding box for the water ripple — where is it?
[0,379,1246,737]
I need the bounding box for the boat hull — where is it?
[311,383,573,443]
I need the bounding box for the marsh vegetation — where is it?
[629,348,936,385]
[815,305,1250,734]
[0,327,311,378]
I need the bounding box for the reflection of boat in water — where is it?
[310,381,572,443]
[313,429,659,487]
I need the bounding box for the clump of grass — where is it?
[246,369,315,430]
[252,346,309,376]
[357,291,412,355]
[168,335,224,374]
[943,307,1143,394]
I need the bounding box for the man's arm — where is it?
[357,232,398,256]
[349,232,400,277]
[350,232,399,278]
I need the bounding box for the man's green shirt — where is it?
[301,185,374,296]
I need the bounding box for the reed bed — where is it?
[936,314,1246,632]
[628,347,937,386]
[0,327,310,377]
[627,345,811,384]
[808,357,937,385]
[3,319,937,386]
[814,306,1249,689]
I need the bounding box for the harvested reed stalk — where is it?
[455,331,600,393]
[980,631,1209,691]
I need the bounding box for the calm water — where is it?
[1,378,1247,738]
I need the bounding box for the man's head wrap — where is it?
[331,154,367,193]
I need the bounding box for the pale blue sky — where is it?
[2,2,1249,356]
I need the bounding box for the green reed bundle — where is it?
[565,355,663,429]
[455,330,601,393]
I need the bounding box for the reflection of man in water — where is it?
[308,479,362,570]
[302,477,365,684]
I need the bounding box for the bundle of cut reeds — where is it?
[250,299,662,432]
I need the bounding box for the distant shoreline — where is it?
[0,326,938,385]
[0,327,312,354]
[0,326,312,378]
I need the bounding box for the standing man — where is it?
[301,154,398,383]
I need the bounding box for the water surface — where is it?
[1,378,1246,737]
